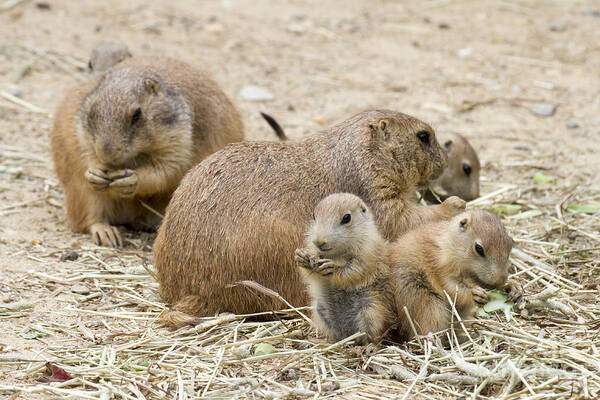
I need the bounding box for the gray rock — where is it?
[71,283,90,295]
[5,83,22,98]
[60,250,79,262]
[549,22,567,32]
[240,85,274,102]
[530,103,557,117]
[566,121,579,129]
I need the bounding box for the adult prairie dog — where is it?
[154,109,467,318]
[50,56,243,246]
[88,42,132,75]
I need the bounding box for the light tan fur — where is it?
[154,109,467,318]
[50,56,243,246]
[295,193,394,344]
[88,42,132,75]
[295,194,521,344]
[427,132,480,202]
[390,209,520,342]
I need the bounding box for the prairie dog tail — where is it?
[260,112,288,141]
[158,309,200,328]
[158,295,209,328]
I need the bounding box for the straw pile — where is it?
[0,175,598,399]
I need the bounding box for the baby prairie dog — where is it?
[391,208,521,342]
[295,193,394,344]
[88,42,132,75]
[426,132,480,202]
[50,56,243,247]
[297,193,522,344]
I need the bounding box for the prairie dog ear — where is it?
[369,118,391,141]
[459,217,469,232]
[144,78,161,95]
[443,139,453,152]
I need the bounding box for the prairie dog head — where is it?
[364,112,447,189]
[76,67,193,169]
[432,132,480,201]
[443,209,513,288]
[88,42,132,75]
[306,193,381,259]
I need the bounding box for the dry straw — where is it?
[0,174,597,399]
[0,39,598,398]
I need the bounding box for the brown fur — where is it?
[296,193,521,344]
[154,109,467,317]
[88,42,132,75]
[50,56,243,246]
[295,193,395,344]
[390,209,519,342]
[426,132,480,202]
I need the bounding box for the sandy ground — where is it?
[0,0,599,398]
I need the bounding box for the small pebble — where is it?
[287,24,306,35]
[566,120,579,129]
[315,116,326,125]
[240,86,274,102]
[530,103,557,117]
[438,22,450,30]
[320,381,340,392]
[514,145,531,152]
[457,47,472,58]
[0,165,23,178]
[71,283,90,295]
[60,250,79,262]
[388,85,408,93]
[5,83,22,98]
[204,23,224,34]
[36,2,51,10]
[549,22,567,32]
[2,295,15,303]
[231,344,252,359]
[279,368,298,381]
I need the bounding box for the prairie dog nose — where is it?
[313,239,331,252]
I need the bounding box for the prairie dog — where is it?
[298,193,521,343]
[88,42,132,75]
[295,193,394,344]
[426,132,480,202]
[50,56,243,247]
[391,209,520,342]
[154,109,467,317]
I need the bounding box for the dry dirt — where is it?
[0,0,599,399]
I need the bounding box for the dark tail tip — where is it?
[260,112,287,141]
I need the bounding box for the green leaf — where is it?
[254,343,277,356]
[478,289,514,322]
[20,330,42,340]
[476,307,490,318]
[533,172,556,184]
[491,204,522,215]
[566,204,599,214]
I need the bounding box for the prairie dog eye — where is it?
[416,131,430,144]
[475,242,485,257]
[463,163,472,176]
[341,213,351,225]
[131,108,142,126]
